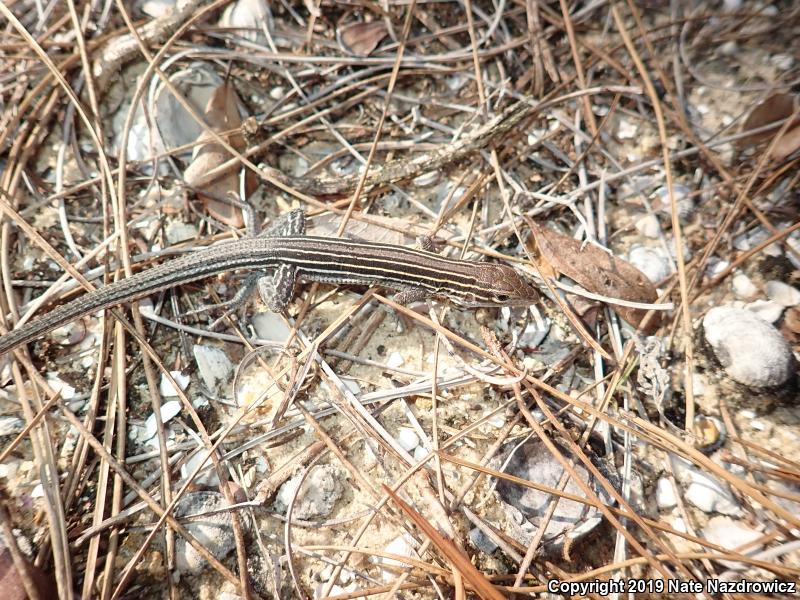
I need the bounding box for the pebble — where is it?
[141,0,176,18]
[341,379,361,396]
[702,516,763,568]
[273,465,345,519]
[733,227,781,256]
[412,445,429,462]
[193,345,233,394]
[386,352,405,369]
[175,492,247,574]
[469,528,499,554]
[376,534,416,582]
[653,184,694,222]
[672,457,741,516]
[486,413,506,429]
[628,245,671,283]
[165,221,198,245]
[45,374,76,400]
[656,477,677,510]
[181,448,220,487]
[492,438,612,554]
[396,427,420,452]
[703,307,794,387]
[731,273,758,299]
[634,214,661,238]
[692,372,706,396]
[0,416,24,437]
[671,516,687,533]
[0,459,19,479]
[770,54,794,71]
[617,117,638,139]
[719,40,738,56]
[705,257,730,278]
[765,280,800,307]
[159,370,191,397]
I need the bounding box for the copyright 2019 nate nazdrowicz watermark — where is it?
[547,577,796,596]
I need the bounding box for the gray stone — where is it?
[274,465,345,520]
[703,307,795,387]
[175,492,248,574]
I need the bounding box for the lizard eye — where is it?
[492,294,511,304]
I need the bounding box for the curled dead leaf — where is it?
[781,306,800,343]
[183,82,256,228]
[738,92,800,149]
[339,21,388,56]
[770,122,800,161]
[529,222,663,333]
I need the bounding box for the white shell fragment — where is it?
[165,221,199,245]
[654,184,694,222]
[193,345,234,394]
[386,352,405,369]
[375,534,416,582]
[745,299,784,323]
[520,306,551,348]
[765,280,800,307]
[0,417,24,437]
[159,370,191,397]
[143,400,182,441]
[702,516,763,569]
[656,477,677,510]
[45,374,76,400]
[703,307,794,387]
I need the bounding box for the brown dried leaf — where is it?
[738,92,799,147]
[770,124,800,161]
[529,222,662,332]
[340,21,388,56]
[183,82,255,227]
[0,548,58,600]
[781,306,800,343]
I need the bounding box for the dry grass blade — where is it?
[382,485,505,600]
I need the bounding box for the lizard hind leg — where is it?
[261,208,306,238]
[258,263,298,313]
